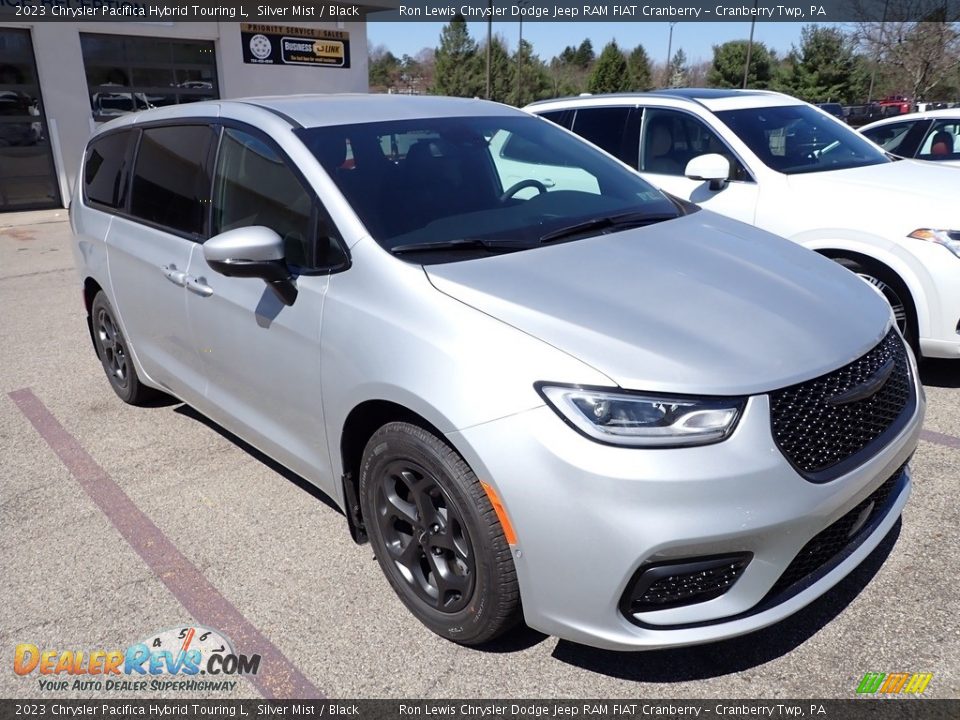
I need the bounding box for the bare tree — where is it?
[369,43,390,63]
[852,0,960,99]
[414,47,437,93]
[686,60,712,87]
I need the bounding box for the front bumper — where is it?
[448,384,923,651]
[908,240,960,358]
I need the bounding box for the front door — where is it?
[185,125,346,489]
[637,107,760,225]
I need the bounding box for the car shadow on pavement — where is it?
[479,623,551,653]
[138,392,181,408]
[173,403,342,514]
[919,359,960,389]
[549,519,901,680]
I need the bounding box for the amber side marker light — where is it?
[481,481,518,546]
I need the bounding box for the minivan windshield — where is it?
[715,104,891,175]
[296,115,681,260]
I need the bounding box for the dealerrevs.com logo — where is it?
[14,626,260,693]
[856,672,933,695]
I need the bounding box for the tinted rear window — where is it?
[539,109,572,129]
[130,124,216,235]
[84,131,132,209]
[571,107,633,162]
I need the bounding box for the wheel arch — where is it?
[83,277,104,354]
[796,235,932,339]
[338,398,451,545]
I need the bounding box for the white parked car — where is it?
[526,90,960,359]
[860,108,960,167]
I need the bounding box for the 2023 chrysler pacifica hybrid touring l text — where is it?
[72,95,923,650]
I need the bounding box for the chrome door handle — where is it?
[185,276,213,297]
[161,264,187,287]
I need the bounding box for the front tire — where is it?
[90,291,158,405]
[359,421,521,645]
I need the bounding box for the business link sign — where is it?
[241,23,351,68]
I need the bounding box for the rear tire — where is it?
[90,291,158,405]
[833,257,919,355]
[359,421,521,645]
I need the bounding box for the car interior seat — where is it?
[930,130,954,157]
[643,118,684,175]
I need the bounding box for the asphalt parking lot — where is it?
[1,210,958,700]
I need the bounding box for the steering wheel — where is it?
[500,179,548,203]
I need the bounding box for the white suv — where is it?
[527,89,960,359]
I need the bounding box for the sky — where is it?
[367,21,839,65]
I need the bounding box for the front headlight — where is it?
[908,228,960,258]
[536,384,746,448]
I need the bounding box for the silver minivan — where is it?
[72,95,923,651]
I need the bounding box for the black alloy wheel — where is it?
[90,291,157,405]
[359,421,521,645]
[374,459,475,612]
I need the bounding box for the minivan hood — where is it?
[425,211,892,396]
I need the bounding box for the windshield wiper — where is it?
[390,238,528,255]
[538,212,678,245]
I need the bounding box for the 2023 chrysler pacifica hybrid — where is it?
[71,95,923,650]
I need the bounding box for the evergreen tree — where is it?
[479,35,513,104]
[587,41,630,94]
[669,48,689,87]
[574,39,595,69]
[369,50,400,89]
[558,45,578,65]
[432,14,482,97]
[707,40,774,88]
[550,39,595,96]
[774,26,868,103]
[513,39,551,105]
[627,44,653,90]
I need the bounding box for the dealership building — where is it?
[0,14,389,213]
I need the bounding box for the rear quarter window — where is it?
[129,124,216,236]
[538,109,573,129]
[500,130,571,165]
[571,107,638,166]
[84,131,132,209]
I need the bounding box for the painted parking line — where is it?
[8,388,324,700]
[920,428,960,450]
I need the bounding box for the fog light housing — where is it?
[620,553,752,615]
